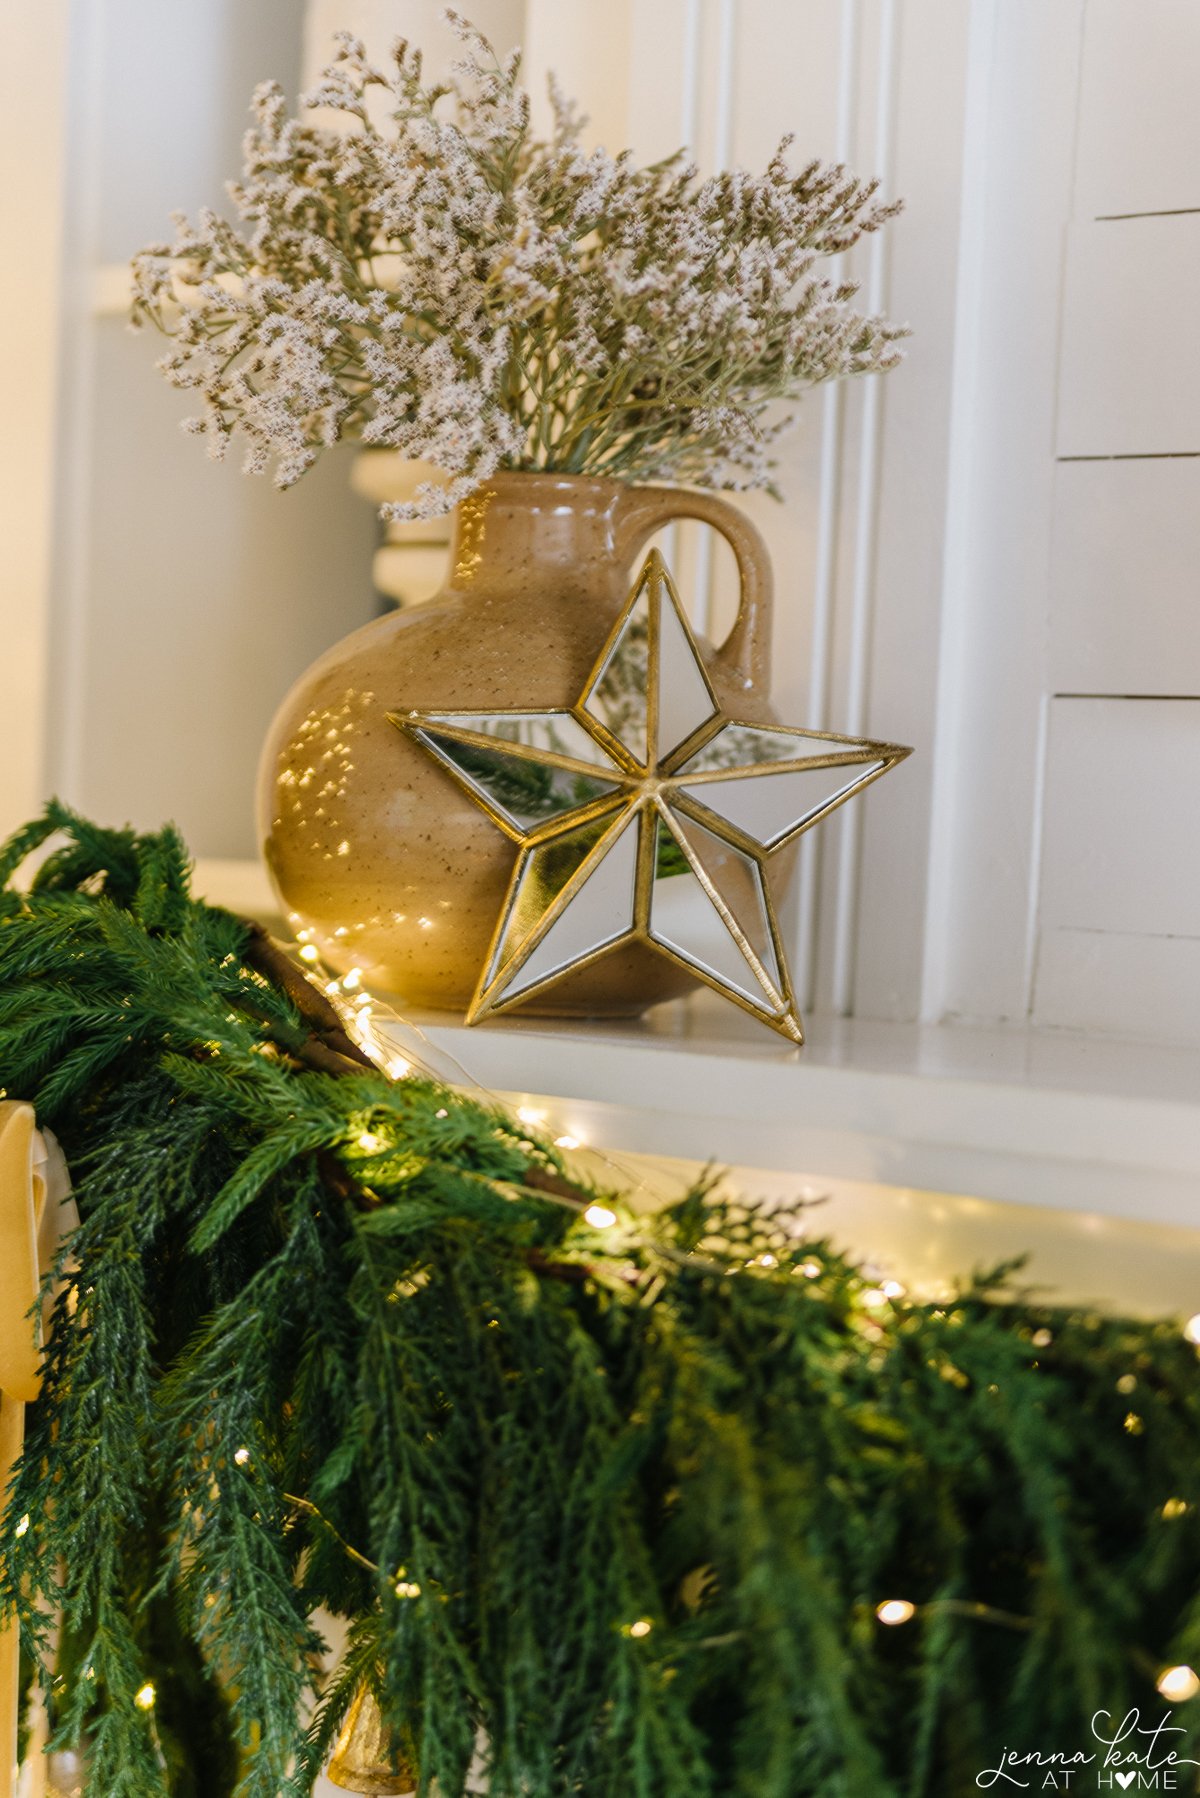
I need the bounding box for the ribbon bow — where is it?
[0,1104,79,1798]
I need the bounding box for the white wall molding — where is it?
[920,0,1086,1027]
[815,0,973,1025]
[828,0,899,1016]
[919,0,998,1025]
[794,0,861,1012]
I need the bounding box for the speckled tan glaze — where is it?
[257,473,780,1017]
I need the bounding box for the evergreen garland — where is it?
[0,803,1197,1797]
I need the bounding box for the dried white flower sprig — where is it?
[132,11,905,520]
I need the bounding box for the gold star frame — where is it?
[391,550,911,1042]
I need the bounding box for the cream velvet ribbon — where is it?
[0,1104,78,1798]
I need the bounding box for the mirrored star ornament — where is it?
[391,551,911,1043]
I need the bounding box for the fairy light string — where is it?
[1,805,1197,1786]
[275,938,1200,1717]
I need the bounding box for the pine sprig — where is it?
[0,803,1197,1795]
[8,1090,174,1793]
[159,1211,327,1796]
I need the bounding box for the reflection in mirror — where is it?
[421,711,619,771]
[678,761,884,850]
[668,810,782,992]
[678,722,874,773]
[416,727,621,834]
[580,583,650,765]
[654,584,716,761]
[492,811,640,1000]
[648,814,778,1008]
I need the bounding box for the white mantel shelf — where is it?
[203,852,1198,1235]
[385,998,1200,1230]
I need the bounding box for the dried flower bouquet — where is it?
[132,11,904,519]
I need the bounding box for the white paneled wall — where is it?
[1036,701,1200,1042]
[1048,460,1200,696]
[1058,215,1200,456]
[1039,700,1200,942]
[1072,0,1200,218]
[925,0,1200,1045]
[11,1,1195,1045]
[1033,4,1200,1040]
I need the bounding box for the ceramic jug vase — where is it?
[258,473,778,1018]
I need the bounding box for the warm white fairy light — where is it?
[861,1288,888,1309]
[628,1618,653,1639]
[298,944,320,964]
[517,1106,545,1127]
[584,1204,617,1230]
[875,1599,916,1626]
[13,1514,29,1539]
[435,1107,449,1119]
[289,945,445,1102]
[134,1682,157,1712]
[1162,1498,1190,1520]
[797,1259,822,1279]
[881,1280,905,1300]
[555,1133,581,1151]
[1184,1313,1200,1346]
[234,1447,251,1466]
[1157,1664,1200,1703]
[395,1579,421,1600]
[357,1131,384,1153]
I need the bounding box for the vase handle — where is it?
[615,486,774,690]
